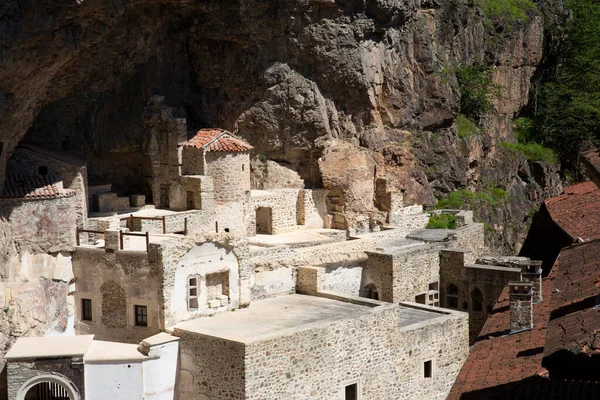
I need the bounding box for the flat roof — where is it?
[466,263,522,273]
[174,294,440,343]
[366,239,433,256]
[84,340,145,363]
[6,335,94,361]
[406,228,451,242]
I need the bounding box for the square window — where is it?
[134,305,148,327]
[345,383,358,400]
[424,360,433,378]
[81,298,92,321]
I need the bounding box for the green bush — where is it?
[499,141,556,164]
[436,186,508,210]
[476,0,537,28]
[426,213,457,229]
[455,64,501,121]
[456,114,480,139]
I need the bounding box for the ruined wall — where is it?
[448,223,486,259]
[72,248,161,343]
[0,195,77,254]
[248,190,303,235]
[205,152,250,203]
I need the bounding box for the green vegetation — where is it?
[521,0,600,170]
[436,186,508,210]
[426,213,457,229]
[455,64,501,122]
[499,141,556,164]
[456,114,480,139]
[476,0,536,29]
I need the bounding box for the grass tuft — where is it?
[426,213,457,229]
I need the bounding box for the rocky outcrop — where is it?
[0,0,561,252]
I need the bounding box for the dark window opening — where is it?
[472,288,483,312]
[82,298,92,321]
[135,305,148,327]
[486,304,493,313]
[38,166,48,176]
[345,383,358,400]
[424,360,433,378]
[447,284,459,309]
[462,302,468,310]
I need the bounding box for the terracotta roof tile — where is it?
[185,128,253,153]
[544,240,600,360]
[448,268,556,399]
[545,182,600,241]
[1,175,65,200]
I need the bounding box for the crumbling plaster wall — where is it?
[72,248,161,343]
[0,196,77,254]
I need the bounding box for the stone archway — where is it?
[18,375,79,400]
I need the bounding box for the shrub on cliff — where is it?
[426,213,457,229]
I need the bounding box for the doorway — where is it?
[256,207,273,234]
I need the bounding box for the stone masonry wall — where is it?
[0,195,77,254]
[449,223,485,259]
[248,189,302,235]
[243,304,468,400]
[439,249,521,341]
[176,330,246,400]
[205,152,251,203]
[72,247,162,343]
[7,358,84,400]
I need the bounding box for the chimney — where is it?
[509,281,533,332]
[521,260,543,303]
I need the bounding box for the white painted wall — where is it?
[143,341,179,400]
[85,361,144,400]
[169,242,240,323]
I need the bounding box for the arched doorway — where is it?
[18,375,79,400]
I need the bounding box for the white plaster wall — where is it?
[85,362,143,400]
[144,341,179,400]
[324,263,364,296]
[252,267,294,299]
[169,243,240,323]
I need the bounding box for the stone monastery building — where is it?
[1,95,545,400]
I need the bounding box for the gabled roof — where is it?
[545,182,600,241]
[544,240,600,360]
[185,128,253,152]
[1,174,73,200]
[448,268,556,399]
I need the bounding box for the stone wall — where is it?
[0,195,77,253]
[179,302,468,400]
[205,152,251,203]
[157,241,241,326]
[176,330,246,400]
[365,244,444,304]
[7,147,88,226]
[251,267,296,300]
[248,190,302,235]
[72,247,162,343]
[448,223,485,259]
[439,249,522,341]
[7,358,84,400]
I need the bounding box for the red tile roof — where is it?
[185,129,253,152]
[544,240,600,360]
[448,268,556,399]
[545,181,600,241]
[1,175,71,200]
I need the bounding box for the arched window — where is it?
[18,375,79,400]
[446,284,458,309]
[471,288,483,312]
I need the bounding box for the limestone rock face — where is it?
[0,0,561,251]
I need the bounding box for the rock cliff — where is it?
[0,0,561,252]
